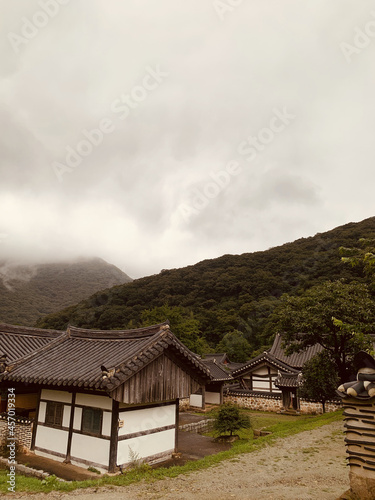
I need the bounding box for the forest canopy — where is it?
[36,217,375,358]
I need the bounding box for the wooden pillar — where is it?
[292,390,297,411]
[220,384,224,405]
[201,385,206,410]
[30,389,41,451]
[109,399,119,473]
[174,398,179,452]
[64,392,76,463]
[296,388,301,412]
[268,366,272,393]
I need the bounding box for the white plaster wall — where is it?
[271,382,282,393]
[71,433,110,466]
[102,411,112,437]
[252,366,269,376]
[35,426,68,455]
[117,428,175,465]
[75,393,112,410]
[190,394,203,407]
[206,391,220,404]
[252,379,270,390]
[73,407,82,430]
[62,405,71,428]
[41,389,72,404]
[118,404,175,436]
[38,401,47,423]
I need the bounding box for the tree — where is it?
[300,351,340,413]
[340,238,375,279]
[140,304,210,355]
[216,330,252,363]
[269,280,375,382]
[213,403,251,437]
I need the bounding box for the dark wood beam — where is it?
[30,388,41,451]
[109,399,119,473]
[175,398,179,452]
[64,392,76,463]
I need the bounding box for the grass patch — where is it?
[0,409,343,494]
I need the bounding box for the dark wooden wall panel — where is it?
[111,354,200,404]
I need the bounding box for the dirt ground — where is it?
[2,420,349,500]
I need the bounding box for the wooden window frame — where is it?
[81,407,103,437]
[45,401,64,428]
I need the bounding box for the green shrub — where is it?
[213,403,251,437]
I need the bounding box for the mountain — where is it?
[0,258,132,326]
[35,217,375,352]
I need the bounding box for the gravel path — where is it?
[3,421,349,500]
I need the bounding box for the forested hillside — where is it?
[36,217,375,354]
[0,258,132,326]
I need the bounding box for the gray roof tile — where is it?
[201,359,233,381]
[269,333,323,368]
[0,322,211,391]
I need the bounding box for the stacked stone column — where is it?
[337,351,375,500]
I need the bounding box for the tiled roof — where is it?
[0,322,211,392]
[231,350,298,376]
[337,351,375,400]
[269,333,323,369]
[203,353,229,364]
[225,385,282,400]
[0,323,63,363]
[201,359,233,382]
[226,361,247,372]
[274,371,302,388]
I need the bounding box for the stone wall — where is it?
[0,415,33,450]
[299,399,341,414]
[224,393,283,412]
[179,418,214,433]
[224,393,341,414]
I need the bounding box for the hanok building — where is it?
[189,358,233,407]
[0,322,211,472]
[202,352,246,373]
[228,334,323,413]
[202,353,230,366]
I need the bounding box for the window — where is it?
[81,407,102,436]
[45,401,63,427]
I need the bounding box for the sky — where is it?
[0,0,374,279]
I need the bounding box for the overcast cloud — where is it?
[0,0,374,278]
